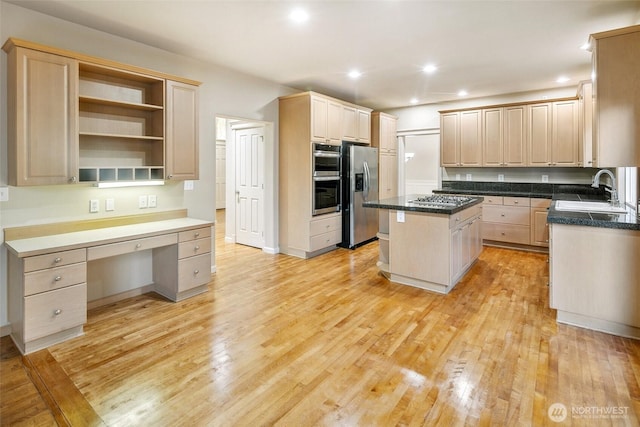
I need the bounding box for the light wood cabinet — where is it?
[578,81,594,167]
[440,110,482,166]
[528,100,580,167]
[6,46,79,186]
[166,80,199,180]
[371,112,398,199]
[311,95,342,144]
[590,25,640,167]
[530,199,551,247]
[343,105,371,144]
[3,38,202,186]
[483,106,527,167]
[528,103,552,166]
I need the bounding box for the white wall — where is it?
[404,134,440,195]
[0,2,296,330]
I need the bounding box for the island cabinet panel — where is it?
[6,47,79,186]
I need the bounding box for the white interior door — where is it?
[215,140,226,209]
[235,126,265,248]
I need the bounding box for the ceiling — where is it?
[8,0,640,110]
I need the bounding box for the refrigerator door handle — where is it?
[363,161,370,200]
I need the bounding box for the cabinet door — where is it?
[440,112,459,166]
[9,48,78,186]
[552,100,580,166]
[166,81,199,180]
[530,208,550,247]
[528,103,552,166]
[459,110,482,166]
[503,105,527,166]
[342,105,358,141]
[357,109,371,144]
[327,100,343,144]
[482,108,503,166]
[382,115,397,152]
[311,96,328,141]
[379,153,398,199]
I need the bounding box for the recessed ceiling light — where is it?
[458,90,468,97]
[423,64,437,74]
[410,98,419,104]
[348,70,362,79]
[556,76,570,83]
[289,8,309,23]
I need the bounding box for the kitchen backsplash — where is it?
[441,180,606,196]
[441,167,598,184]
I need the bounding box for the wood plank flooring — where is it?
[2,209,640,426]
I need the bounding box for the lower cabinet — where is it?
[309,214,342,252]
[530,199,552,247]
[450,207,483,284]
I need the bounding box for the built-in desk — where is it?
[4,212,214,354]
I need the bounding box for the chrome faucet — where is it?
[592,169,619,206]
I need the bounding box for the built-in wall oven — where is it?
[312,143,341,215]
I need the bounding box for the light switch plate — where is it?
[90,199,99,213]
[105,198,115,211]
[498,174,504,182]
[542,175,549,183]
[148,195,157,208]
[138,195,148,208]
[466,173,472,181]
[397,211,405,223]
[184,180,194,191]
[0,187,8,202]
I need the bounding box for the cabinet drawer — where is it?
[24,249,86,273]
[178,237,211,260]
[504,197,530,207]
[483,196,503,205]
[531,198,552,208]
[482,205,530,225]
[178,253,211,292]
[310,215,341,236]
[24,283,87,342]
[24,262,87,296]
[310,230,341,252]
[178,227,211,243]
[449,205,482,228]
[483,223,530,245]
[88,233,177,260]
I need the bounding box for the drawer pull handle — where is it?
[135,243,142,249]
[501,232,506,236]
[194,269,199,275]
[501,213,505,217]
[54,309,62,316]
[54,276,62,282]
[514,201,519,204]
[194,245,200,251]
[195,232,200,238]
[54,257,62,263]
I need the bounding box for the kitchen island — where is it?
[364,195,483,294]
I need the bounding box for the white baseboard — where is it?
[263,246,279,255]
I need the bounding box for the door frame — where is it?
[216,115,278,254]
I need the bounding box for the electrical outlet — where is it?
[498,174,505,182]
[542,175,549,183]
[0,187,8,202]
[456,174,461,181]
[90,199,99,213]
[466,173,472,181]
[148,195,157,208]
[138,195,148,209]
[105,198,115,211]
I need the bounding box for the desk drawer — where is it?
[178,237,211,259]
[24,262,87,296]
[179,227,211,243]
[178,253,211,292]
[88,234,177,260]
[24,283,87,342]
[24,249,86,273]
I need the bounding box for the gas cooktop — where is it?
[407,195,474,208]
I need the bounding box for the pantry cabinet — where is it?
[3,38,201,186]
[6,46,79,186]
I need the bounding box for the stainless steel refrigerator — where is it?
[340,143,379,249]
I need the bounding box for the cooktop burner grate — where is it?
[407,195,474,207]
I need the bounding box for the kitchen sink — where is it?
[555,200,628,214]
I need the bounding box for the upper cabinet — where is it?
[441,98,580,168]
[3,38,202,186]
[342,105,371,144]
[440,110,482,166]
[311,95,342,144]
[6,46,79,186]
[590,25,640,167]
[371,112,398,199]
[166,80,199,180]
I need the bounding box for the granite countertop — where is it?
[547,193,640,231]
[363,195,484,215]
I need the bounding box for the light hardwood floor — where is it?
[2,209,640,426]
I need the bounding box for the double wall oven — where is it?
[312,143,341,215]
